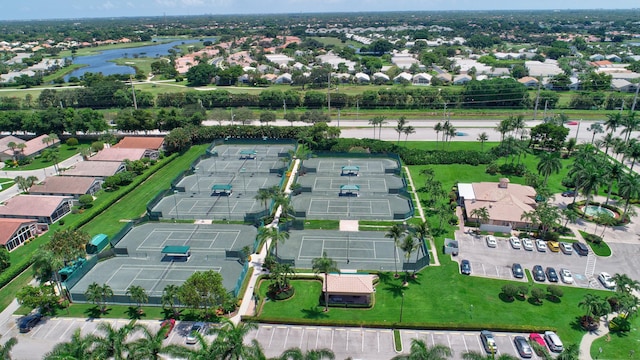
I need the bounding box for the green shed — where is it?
[86,234,109,255]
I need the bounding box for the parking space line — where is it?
[481,263,486,275]
[1,322,16,338]
[377,331,380,352]
[446,335,452,351]
[462,334,468,353]
[59,320,76,340]
[253,326,260,340]
[299,328,304,349]
[331,330,334,350]
[316,328,320,348]
[29,321,47,338]
[430,333,435,347]
[508,335,518,356]
[283,327,290,349]
[267,326,275,348]
[44,319,63,338]
[495,266,500,276]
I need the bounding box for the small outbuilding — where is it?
[324,274,377,307]
[86,234,109,255]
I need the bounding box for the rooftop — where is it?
[0,218,36,245]
[0,195,71,218]
[326,274,377,294]
[112,137,164,150]
[30,176,96,195]
[90,148,146,162]
[61,161,123,177]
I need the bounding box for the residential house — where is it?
[393,72,413,83]
[29,176,102,199]
[60,161,126,179]
[324,274,377,306]
[89,148,147,162]
[611,79,636,92]
[275,73,292,84]
[0,218,42,252]
[517,76,539,88]
[372,72,390,82]
[412,73,432,85]
[606,54,622,62]
[112,137,164,160]
[0,195,72,224]
[453,74,472,85]
[459,179,537,231]
[435,73,452,83]
[589,54,605,61]
[1,134,59,161]
[0,136,25,161]
[354,72,370,83]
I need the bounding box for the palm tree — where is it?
[477,132,489,151]
[395,116,406,144]
[434,122,443,148]
[85,283,113,313]
[463,352,519,360]
[556,343,580,360]
[42,133,60,147]
[536,152,562,186]
[620,111,639,142]
[625,139,640,171]
[165,331,218,359]
[126,285,149,313]
[579,293,604,320]
[385,224,405,277]
[45,329,98,360]
[399,233,418,285]
[93,321,141,360]
[0,337,17,360]
[470,207,490,226]
[161,284,181,318]
[496,118,513,145]
[368,116,386,140]
[392,339,452,360]
[15,142,26,156]
[618,172,640,217]
[280,347,336,360]
[587,122,604,144]
[269,228,290,259]
[312,252,339,312]
[403,125,415,144]
[611,273,640,294]
[603,161,624,205]
[411,220,430,273]
[605,112,622,139]
[208,319,260,360]
[601,132,616,156]
[32,250,64,294]
[127,324,173,360]
[561,208,578,229]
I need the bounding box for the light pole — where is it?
[173,190,179,222]
[226,193,231,221]
[399,292,405,323]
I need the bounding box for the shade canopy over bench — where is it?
[161,245,191,259]
[212,184,233,195]
[339,184,360,196]
[239,150,257,159]
[341,165,359,176]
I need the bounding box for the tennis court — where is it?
[296,175,405,194]
[277,230,410,271]
[152,191,268,221]
[214,144,295,159]
[68,223,257,301]
[177,172,282,196]
[302,157,399,175]
[291,194,412,220]
[196,157,284,174]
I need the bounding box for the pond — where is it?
[582,205,616,218]
[64,38,213,80]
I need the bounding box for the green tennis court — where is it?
[291,194,412,220]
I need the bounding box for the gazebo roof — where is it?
[212,184,233,191]
[161,245,190,255]
[340,184,360,191]
[341,165,360,171]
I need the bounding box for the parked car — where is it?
[18,313,42,333]
[485,235,497,248]
[522,238,534,251]
[480,330,497,354]
[509,236,521,249]
[460,260,471,275]
[186,322,206,345]
[560,268,574,284]
[561,190,576,197]
[514,335,533,358]
[598,272,616,289]
[544,331,564,352]
[573,242,589,256]
[160,319,176,338]
[560,242,573,255]
[547,241,560,252]
[535,239,547,252]
[546,267,559,282]
[532,265,546,282]
[512,263,524,279]
[529,333,548,355]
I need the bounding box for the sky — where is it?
[1,0,638,21]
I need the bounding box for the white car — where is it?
[485,235,497,248]
[598,272,616,289]
[535,239,547,252]
[509,236,521,249]
[560,242,573,255]
[522,238,534,251]
[559,268,574,284]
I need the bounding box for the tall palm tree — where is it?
[255,189,272,211]
[395,116,407,144]
[45,329,98,360]
[495,118,513,146]
[392,339,452,360]
[280,347,335,360]
[412,220,430,270]
[587,122,604,144]
[434,122,443,148]
[126,285,149,312]
[611,273,640,294]
[605,112,622,138]
[603,161,624,205]
[161,284,181,318]
[403,125,416,144]
[556,343,580,360]
[463,352,519,360]
[618,172,640,217]
[601,132,616,156]
[0,337,17,360]
[620,111,639,142]
[93,321,141,360]
[127,324,173,360]
[625,139,640,171]
[312,252,339,312]
[470,207,490,226]
[385,224,405,276]
[399,233,418,285]
[165,331,218,360]
[269,228,290,259]
[209,319,259,360]
[536,152,562,186]
[477,132,489,151]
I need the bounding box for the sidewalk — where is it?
[579,314,615,360]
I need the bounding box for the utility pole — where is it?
[620,100,625,114]
[283,99,287,117]
[543,100,548,121]
[130,75,138,110]
[356,100,359,121]
[327,71,331,115]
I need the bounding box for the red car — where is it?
[160,319,176,338]
[565,121,579,125]
[529,333,548,355]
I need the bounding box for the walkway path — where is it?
[579,314,614,360]
[404,166,440,266]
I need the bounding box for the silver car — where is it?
[186,322,206,345]
[521,238,534,251]
[535,239,547,252]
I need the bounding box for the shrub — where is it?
[501,284,518,300]
[530,287,545,303]
[78,194,94,209]
[91,141,104,152]
[547,285,563,300]
[517,285,529,298]
[65,138,79,147]
[609,315,631,332]
[486,161,499,175]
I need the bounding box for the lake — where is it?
[64,38,213,80]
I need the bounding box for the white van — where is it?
[544,331,564,352]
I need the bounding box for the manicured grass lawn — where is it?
[302,220,340,230]
[591,315,640,360]
[578,231,613,257]
[0,179,15,191]
[111,57,155,76]
[0,269,33,313]
[256,260,609,346]
[404,141,499,152]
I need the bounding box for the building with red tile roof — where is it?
[29,176,101,198]
[0,218,41,252]
[0,195,72,224]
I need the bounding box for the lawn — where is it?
[256,260,610,346]
[591,315,640,360]
[0,179,14,191]
[111,57,155,77]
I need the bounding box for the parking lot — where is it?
[3,316,559,360]
[454,232,612,290]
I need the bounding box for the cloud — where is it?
[100,1,115,10]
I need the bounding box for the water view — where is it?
[64,38,212,80]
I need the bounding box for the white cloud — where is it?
[100,1,115,10]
